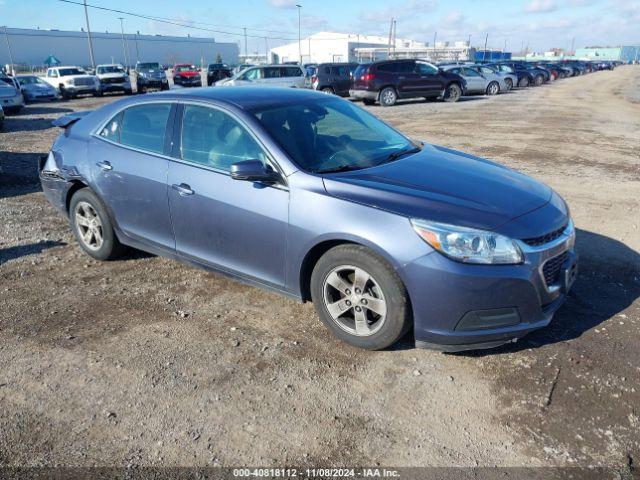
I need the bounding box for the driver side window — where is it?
[416,62,438,74]
[242,68,262,81]
[181,105,267,171]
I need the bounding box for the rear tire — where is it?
[310,245,411,350]
[443,83,462,102]
[534,74,544,86]
[518,76,530,88]
[69,188,126,261]
[379,87,397,107]
[321,86,334,94]
[486,81,500,95]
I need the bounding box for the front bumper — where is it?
[401,225,577,352]
[137,78,168,88]
[349,89,378,101]
[100,82,131,92]
[175,77,201,86]
[1,96,24,108]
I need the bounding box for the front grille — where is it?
[101,77,124,84]
[522,223,567,247]
[542,251,568,286]
[74,78,93,86]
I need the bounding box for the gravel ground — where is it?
[0,67,638,473]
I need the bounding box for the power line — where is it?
[57,0,300,41]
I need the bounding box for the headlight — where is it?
[410,219,523,265]
[65,78,75,85]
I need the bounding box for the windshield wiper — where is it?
[383,146,422,163]
[317,164,364,174]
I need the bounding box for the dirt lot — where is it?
[1,67,639,473]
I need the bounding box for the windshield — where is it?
[0,76,14,86]
[97,65,125,74]
[175,65,195,72]
[251,97,418,174]
[17,76,45,85]
[137,63,160,71]
[58,68,85,76]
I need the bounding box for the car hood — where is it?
[22,83,56,91]
[98,73,127,79]
[176,71,199,76]
[322,144,559,234]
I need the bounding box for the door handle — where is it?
[97,160,112,171]
[172,183,194,196]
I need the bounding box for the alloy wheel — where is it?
[322,265,387,336]
[74,201,104,251]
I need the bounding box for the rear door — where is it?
[90,102,175,250]
[462,67,486,92]
[331,65,350,95]
[282,66,304,87]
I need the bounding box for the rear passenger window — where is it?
[377,63,397,73]
[284,67,302,77]
[331,66,348,76]
[265,67,281,78]
[99,111,123,142]
[119,104,171,154]
[180,105,267,171]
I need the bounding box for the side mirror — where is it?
[230,160,279,183]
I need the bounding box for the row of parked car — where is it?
[0,57,619,122]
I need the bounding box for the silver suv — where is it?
[216,65,305,88]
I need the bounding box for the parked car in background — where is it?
[134,62,169,93]
[216,65,305,88]
[517,62,550,85]
[468,64,516,91]
[310,62,358,96]
[40,87,577,352]
[0,77,25,113]
[43,66,100,99]
[350,59,467,106]
[173,64,202,87]
[489,63,535,88]
[15,75,58,102]
[95,64,132,95]
[440,65,505,95]
[232,64,254,75]
[206,63,232,86]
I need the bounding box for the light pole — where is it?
[243,27,247,61]
[3,26,15,76]
[118,17,128,68]
[82,0,96,69]
[296,4,302,65]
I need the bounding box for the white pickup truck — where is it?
[95,64,132,95]
[43,66,101,99]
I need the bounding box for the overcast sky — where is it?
[1,0,638,53]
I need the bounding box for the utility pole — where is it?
[82,0,96,69]
[570,37,575,55]
[433,31,437,62]
[134,32,140,63]
[264,37,268,63]
[3,26,15,76]
[243,27,248,61]
[392,19,397,57]
[118,17,128,68]
[387,18,394,58]
[296,4,302,64]
[482,33,488,61]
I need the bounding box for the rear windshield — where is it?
[353,64,371,78]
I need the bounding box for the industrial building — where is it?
[269,31,429,64]
[574,46,640,62]
[0,27,239,69]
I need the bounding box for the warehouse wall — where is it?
[1,28,239,68]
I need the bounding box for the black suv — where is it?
[310,62,357,97]
[206,63,232,86]
[350,59,467,106]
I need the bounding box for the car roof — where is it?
[139,86,330,111]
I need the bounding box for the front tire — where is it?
[310,245,411,350]
[69,188,126,261]
[534,74,544,86]
[504,78,513,91]
[443,83,462,102]
[321,86,334,95]
[518,76,530,88]
[379,87,397,107]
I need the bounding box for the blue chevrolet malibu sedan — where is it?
[40,87,578,351]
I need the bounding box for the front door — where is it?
[415,62,444,95]
[167,103,288,288]
[462,67,486,93]
[90,102,175,250]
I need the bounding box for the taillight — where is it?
[362,73,375,82]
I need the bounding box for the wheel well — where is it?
[299,240,357,302]
[377,85,397,99]
[65,180,88,213]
